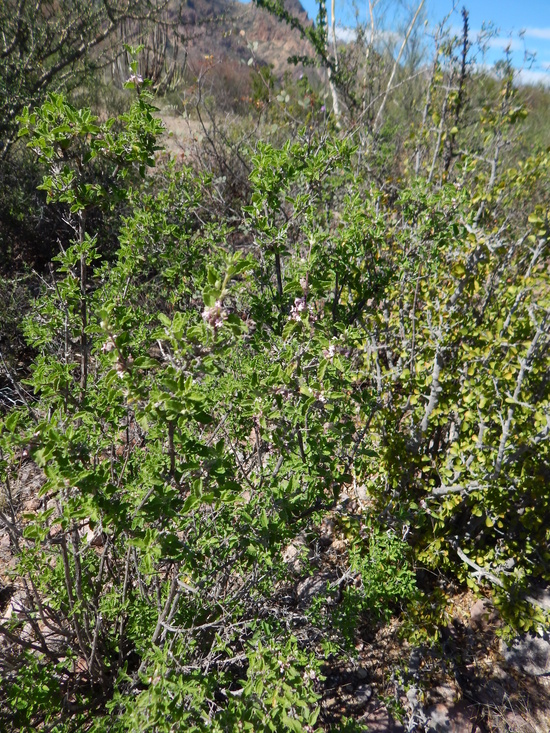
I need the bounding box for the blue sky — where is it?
[428,0,550,85]
[277,0,550,85]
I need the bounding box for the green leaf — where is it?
[132,356,159,369]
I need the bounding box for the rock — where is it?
[434,684,457,704]
[319,518,335,547]
[353,483,369,505]
[74,656,88,675]
[500,711,536,733]
[353,683,373,706]
[282,544,306,573]
[282,532,308,573]
[406,685,428,728]
[477,679,506,706]
[528,586,550,612]
[360,703,405,732]
[424,700,479,733]
[82,522,105,547]
[2,589,26,621]
[329,538,347,553]
[282,542,301,564]
[469,597,496,630]
[296,572,332,608]
[22,497,41,513]
[502,633,550,677]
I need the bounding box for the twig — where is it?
[454,543,542,609]
[374,0,425,134]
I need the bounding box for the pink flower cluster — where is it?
[101,335,131,378]
[101,336,116,354]
[289,296,315,322]
[323,343,337,360]
[202,301,227,329]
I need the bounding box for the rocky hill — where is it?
[177,0,314,77]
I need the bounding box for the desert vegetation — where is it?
[0,0,549,730]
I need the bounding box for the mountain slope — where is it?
[179,0,314,76]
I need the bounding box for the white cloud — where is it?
[522,28,550,41]
[484,36,522,52]
[334,26,401,46]
[514,68,550,87]
[468,61,550,87]
[335,26,357,43]
[375,29,401,46]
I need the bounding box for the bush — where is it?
[1,56,549,730]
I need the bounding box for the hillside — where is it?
[180,0,313,76]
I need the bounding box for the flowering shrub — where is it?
[0,58,549,731]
